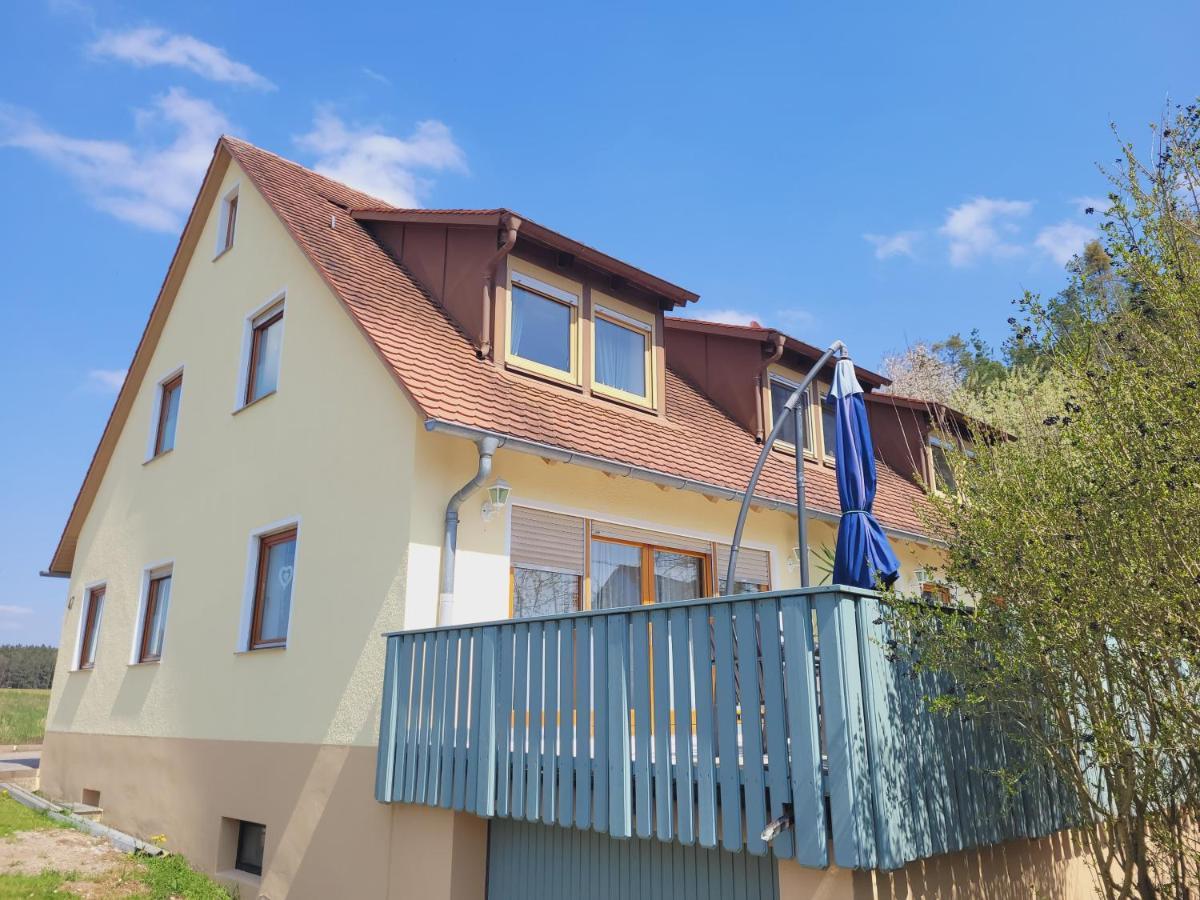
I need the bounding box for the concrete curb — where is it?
[0,782,164,856]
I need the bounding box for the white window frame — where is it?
[237,517,301,653]
[145,365,185,461]
[235,290,287,411]
[215,183,240,258]
[768,374,819,456]
[73,579,107,671]
[130,560,174,664]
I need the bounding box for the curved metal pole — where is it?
[724,340,846,593]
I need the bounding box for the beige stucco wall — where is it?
[46,159,422,747]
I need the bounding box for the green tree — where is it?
[888,104,1200,899]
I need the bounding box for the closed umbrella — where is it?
[828,358,900,588]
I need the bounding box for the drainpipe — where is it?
[755,332,786,442]
[438,437,501,625]
[478,214,521,360]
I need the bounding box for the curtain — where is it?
[591,540,643,609]
[653,551,704,602]
[595,317,645,396]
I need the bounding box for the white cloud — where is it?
[85,368,127,392]
[0,604,31,633]
[361,67,392,85]
[863,230,921,260]
[939,197,1033,266]
[691,308,761,327]
[0,88,229,231]
[0,605,31,616]
[296,108,467,206]
[89,27,274,90]
[1035,220,1094,266]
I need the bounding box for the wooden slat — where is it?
[734,600,767,856]
[592,615,609,833]
[375,635,402,801]
[712,603,742,852]
[451,632,472,810]
[815,592,876,869]
[475,627,499,816]
[414,631,440,805]
[496,625,515,817]
[779,595,825,867]
[425,631,449,806]
[756,598,792,859]
[689,605,718,848]
[525,621,544,821]
[606,613,633,838]
[402,636,427,803]
[669,607,695,846]
[464,629,484,815]
[631,610,653,839]
[650,608,674,842]
[511,624,529,820]
[438,631,460,808]
[558,619,575,826]
[574,617,592,829]
[542,620,559,823]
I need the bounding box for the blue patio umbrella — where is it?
[828,358,901,588]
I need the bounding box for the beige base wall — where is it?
[42,730,1100,900]
[40,730,486,900]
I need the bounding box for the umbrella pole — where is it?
[794,399,810,587]
[724,340,846,594]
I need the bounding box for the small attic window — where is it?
[216,186,239,257]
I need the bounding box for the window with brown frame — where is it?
[221,193,238,254]
[590,537,710,610]
[244,306,284,405]
[921,582,952,604]
[79,585,105,670]
[249,527,297,650]
[138,572,172,663]
[153,374,183,457]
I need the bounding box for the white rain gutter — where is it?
[423,419,941,548]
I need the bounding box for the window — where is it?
[769,377,818,453]
[245,305,284,405]
[138,571,171,663]
[591,538,709,609]
[152,373,183,457]
[930,437,957,494]
[715,544,772,596]
[217,189,238,255]
[249,527,297,650]
[820,393,837,460]
[512,569,580,618]
[235,821,265,876]
[593,308,652,403]
[78,585,105,670]
[508,273,578,381]
[921,582,953,604]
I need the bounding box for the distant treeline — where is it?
[0,645,57,689]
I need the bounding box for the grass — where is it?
[0,871,75,899]
[0,689,50,745]
[0,790,64,837]
[0,796,232,899]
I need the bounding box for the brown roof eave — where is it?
[351,207,700,309]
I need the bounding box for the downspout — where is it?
[478,214,521,360]
[438,436,500,625]
[755,332,787,442]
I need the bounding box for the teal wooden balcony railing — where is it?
[375,587,1075,871]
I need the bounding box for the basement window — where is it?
[235,820,265,876]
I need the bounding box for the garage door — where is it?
[488,819,779,900]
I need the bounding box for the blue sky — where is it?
[1,1,1195,644]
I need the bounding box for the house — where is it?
[39,138,1097,898]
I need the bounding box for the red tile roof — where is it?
[222,137,932,537]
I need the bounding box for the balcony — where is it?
[375,587,1074,871]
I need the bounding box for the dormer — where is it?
[351,208,697,416]
[865,393,978,492]
[664,318,888,447]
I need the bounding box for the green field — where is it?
[0,688,50,745]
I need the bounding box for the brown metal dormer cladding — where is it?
[350,208,698,368]
[663,318,889,441]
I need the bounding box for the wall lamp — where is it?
[481,479,511,521]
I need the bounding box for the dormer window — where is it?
[929,435,958,494]
[820,392,837,461]
[593,304,653,406]
[216,186,239,256]
[508,271,578,383]
[768,376,816,453]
